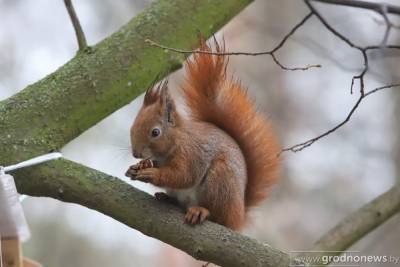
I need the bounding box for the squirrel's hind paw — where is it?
[185,206,210,225]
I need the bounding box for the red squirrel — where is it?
[125,37,281,230]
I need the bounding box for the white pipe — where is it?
[3,152,62,173]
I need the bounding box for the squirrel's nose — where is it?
[132,149,141,159]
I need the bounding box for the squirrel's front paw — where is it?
[130,168,160,185]
[125,159,154,178]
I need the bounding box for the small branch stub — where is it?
[64,0,87,51]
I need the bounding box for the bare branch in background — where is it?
[282,83,400,153]
[64,0,88,51]
[379,4,392,46]
[312,0,400,46]
[147,0,400,154]
[282,0,400,152]
[146,12,322,71]
[301,184,400,265]
[311,0,400,15]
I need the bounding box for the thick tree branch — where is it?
[12,159,304,267]
[0,0,253,166]
[12,158,400,267]
[313,185,400,251]
[299,184,400,265]
[64,0,88,51]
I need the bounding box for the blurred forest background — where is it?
[0,0,399,266]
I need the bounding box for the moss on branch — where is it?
[0,0,252,165]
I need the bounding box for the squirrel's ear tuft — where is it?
[144,85,158,106]
[159,80,177,126]
[144,89,155,106]
[144,76,164,106]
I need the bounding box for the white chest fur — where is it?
[167,186,199,207]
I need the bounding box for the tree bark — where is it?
[13,159,297,267]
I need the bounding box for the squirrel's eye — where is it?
[151,128,161,138]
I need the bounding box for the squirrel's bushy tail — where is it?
[182,37,281,208]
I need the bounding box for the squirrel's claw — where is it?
[185,206,210,225]
[125,166,138,178]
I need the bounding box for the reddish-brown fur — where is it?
[126,36,280,231]
[183,37,281,208]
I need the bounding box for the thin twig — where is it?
[146,12,322,71]
[64,0,87,51]
[305,1,361,49]
[283,83,400,153]
[364,83,400,97]
[364,45,400,50]
[379,4,392,46]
